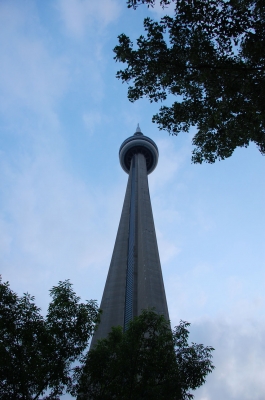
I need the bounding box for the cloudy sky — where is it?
[1,1,265,399]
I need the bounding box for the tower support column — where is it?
[91,127,169,347]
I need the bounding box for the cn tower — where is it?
[91,125,169,345]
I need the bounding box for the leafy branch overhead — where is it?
[114,0,265,163]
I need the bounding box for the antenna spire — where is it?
[134,123,143,135]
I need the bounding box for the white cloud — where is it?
[0,1,68,122]
[149,138,185,191]
[57,0,121,38]
[190,318,265,400]
[0,143,123,312]
[147,137,189,266]
[156,228,181,264]
[0,216,12,256]
[0,0,123,314]
[83,110,102,134]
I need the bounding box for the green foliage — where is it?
[0,277,99,400]
[115,0,265,163]
[127,0,172,9]
[76,310,214,399]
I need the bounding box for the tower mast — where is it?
[91,126,169,345]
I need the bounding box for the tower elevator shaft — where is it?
[91,147,169,346]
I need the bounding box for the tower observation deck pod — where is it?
[91,125,169,346]
[119,124,159,174]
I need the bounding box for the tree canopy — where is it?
[114,0,265,163]
[76,310,214,400]
[0,277,99,400]
[0,279,214,399]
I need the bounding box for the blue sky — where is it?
[0,1,265,399]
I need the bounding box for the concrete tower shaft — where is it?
[91,128,169,346]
